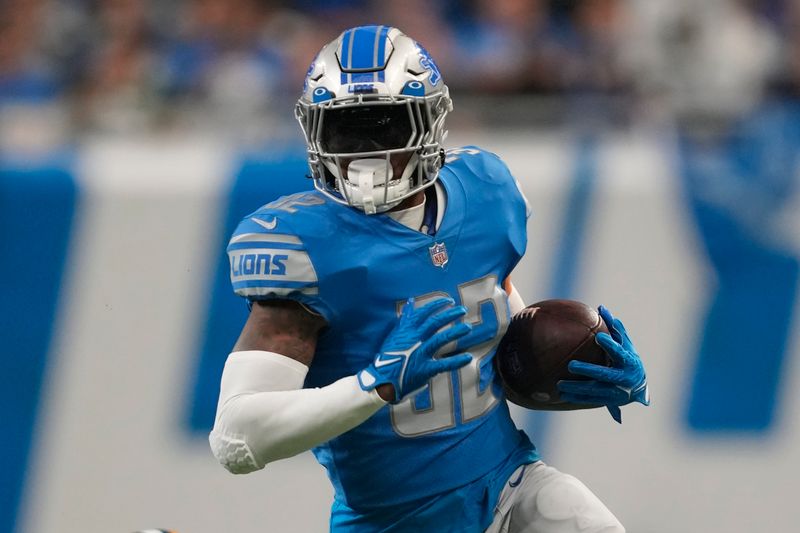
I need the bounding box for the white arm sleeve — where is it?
[507,281,526,315]
[209,350,386,474]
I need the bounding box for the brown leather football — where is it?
[495,299,611,410]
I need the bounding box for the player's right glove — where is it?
[358,297,473,403]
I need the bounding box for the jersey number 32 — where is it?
[390,274,510,437]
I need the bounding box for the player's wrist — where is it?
[357,362,399,401]
[357,364,399,402]
[376,383,396,402]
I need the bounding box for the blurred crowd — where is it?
[3,0,800,145]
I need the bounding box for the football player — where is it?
[209,25,649,532]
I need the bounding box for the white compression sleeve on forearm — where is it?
[209,350,386,474]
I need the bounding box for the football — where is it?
[495,299,611,410]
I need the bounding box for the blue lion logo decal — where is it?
[416,44,442,86]
[303,58,317,93]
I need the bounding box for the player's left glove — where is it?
[556,305,650,423]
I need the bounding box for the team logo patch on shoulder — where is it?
[429,242,449,267]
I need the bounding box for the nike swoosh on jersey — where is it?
[251,216,277,230]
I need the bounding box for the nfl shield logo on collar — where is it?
[429,242,448,267]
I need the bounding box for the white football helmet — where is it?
[295,26,452,214]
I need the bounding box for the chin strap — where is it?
[347,158,392,215]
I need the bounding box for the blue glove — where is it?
[557,305,650,423]
[358,297,473,403]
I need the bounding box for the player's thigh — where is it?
[486,461,625,533]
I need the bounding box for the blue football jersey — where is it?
[227,146,539,521]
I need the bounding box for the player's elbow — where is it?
[209,392,303,472]
[209,400,268,474]
[208,426,265,475]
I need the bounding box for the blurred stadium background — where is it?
[2,0,799,532]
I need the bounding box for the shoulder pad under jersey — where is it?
[445,145,531,218]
